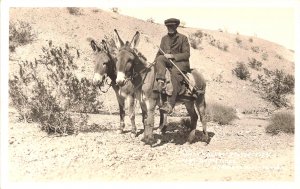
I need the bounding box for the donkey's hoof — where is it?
[141,136,156,145]
[116,129,123,134]
[187,129,196,144]
[130,131,138,138]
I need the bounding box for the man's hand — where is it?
[164,54,174,59]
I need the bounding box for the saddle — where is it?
[153,69,198,97]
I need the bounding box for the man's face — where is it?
[166,24,177,34]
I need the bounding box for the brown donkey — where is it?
[112,29,208,145]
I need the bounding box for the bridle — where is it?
[118,46,155,91]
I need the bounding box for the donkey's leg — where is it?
[196,95,209,143]
[139,101,148,132]
[128,95,137,136]
[157,110,168,135]
[141,98,157,145]
[184,100,198,144]
[115,94,126,134]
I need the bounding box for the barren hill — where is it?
[9,7,295,113]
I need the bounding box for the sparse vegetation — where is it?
[266,111,294,135]
[252,68,295,107]
[9,43,103,134]
[67,7,81,15]
[235,37,242,45]
[249,38,253,43]
[232,62,250,80]
[146,18,155,23]
[248,58,262,71]
[251,46,260,53]
[188,30,203,49]
[262,52,268,61]
[111,7,120,14]
[206,103,238,125]
[9,20,36,52]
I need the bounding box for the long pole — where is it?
[157,46,197,90]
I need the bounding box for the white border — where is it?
[1,0,299,189]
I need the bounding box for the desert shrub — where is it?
[248,58,262,70]
[266,111,294,135]
[235,37,242,44]
[111,7,119,14]
[189,31,203,49]
[222,44,229,51]
[9,43,103,134]
[262,52,268,60]
[9,20,36,52]
[67,7,81,15]
[252,68,294,107]
[146,18,155,23]
[251,46,260,53]
[206,103,238,125]
[249,38,253,43]
[232,62,250,80]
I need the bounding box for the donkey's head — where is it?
[90,40,115,86]
[113,29,140,86]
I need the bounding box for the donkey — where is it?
[91,39,166,136]
[91,39,140,135]
[112,29,208,145]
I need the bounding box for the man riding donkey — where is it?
[155,18,192,114]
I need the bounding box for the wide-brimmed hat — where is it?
[164,18,180,26]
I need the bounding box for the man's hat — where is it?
[164,18,180,26]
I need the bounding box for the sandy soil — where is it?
[8,107,294,182]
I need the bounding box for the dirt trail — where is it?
[9,109,294,181]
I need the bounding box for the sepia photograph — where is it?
[1,0,299,188]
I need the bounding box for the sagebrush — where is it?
[206,103,237,125]
[252,68,294,107]
[232,62,250,80]
[266,111,294,135]
[9,43,103,134]
[67,7,81,15]
[9,20,36,52]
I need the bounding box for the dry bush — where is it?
[261,52,268,61]
[206,103,238,125]
[266,111,294,135]
[146,18,155,23]
[111,7,119,14]
[67,7,81,15]
[248,58,262,71]
[188,30,203,49]
[9,43,103,135]
[9,20,36,52]
[235,37,242,45]
[232,62,250,80]
[251,46,260,53]
[252,68,294,107]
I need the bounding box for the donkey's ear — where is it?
[113,29,124,49]
[90,40,98,52]
[130,31,140,49]
[102,40,109,52]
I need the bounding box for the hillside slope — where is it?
[9,7,295,113]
